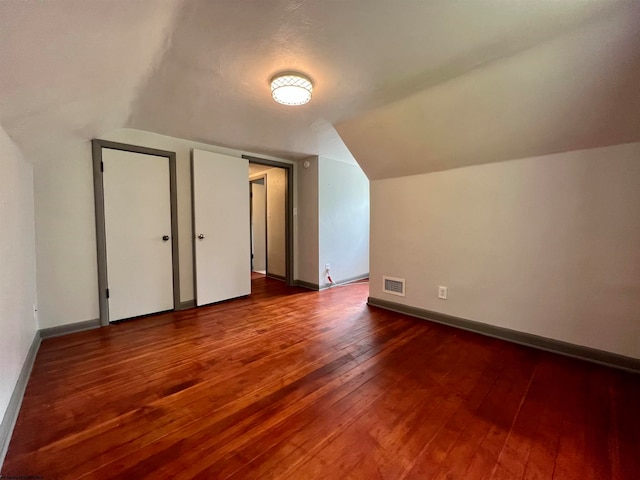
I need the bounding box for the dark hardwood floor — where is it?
[3,277,640,479]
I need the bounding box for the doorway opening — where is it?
[250,176,267,275]
[245,155,293,286]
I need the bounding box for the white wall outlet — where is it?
[438,286,448,300]
[325,264,331,271]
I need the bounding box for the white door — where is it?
[192,149,250,306]
[103,148,174,321]
[251,181,267,272]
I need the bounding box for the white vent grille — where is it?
[383,276,405,297]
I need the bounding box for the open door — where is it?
[192,149,250,306]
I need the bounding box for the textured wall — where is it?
[265,168,287,278]
[0,125,38,425]
[318,157,369,286]
[370,143,640,358]
[296,157,320,285]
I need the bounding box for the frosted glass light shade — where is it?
[271,73,313,106]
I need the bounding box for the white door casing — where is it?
[192,149,251,306]
[102,148,174,321]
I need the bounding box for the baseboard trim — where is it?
[39,318,101,339]
[266,273,286,282]
[367,297,640,374]
[295,280,320,291]
[321,274,369,290]
[0,331,41,468]
[178,300,196,310]
[296,274,369,292]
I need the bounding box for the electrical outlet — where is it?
[438,286,448,300]
[325,264,331,271]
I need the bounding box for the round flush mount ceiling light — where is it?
[270,72,313,106]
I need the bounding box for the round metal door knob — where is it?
[198,233,205,240]
[162,235,170,241]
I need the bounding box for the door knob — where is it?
[198,233,205,240]
[162,235,170,241]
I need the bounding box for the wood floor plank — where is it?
[2,276,639,479]
[74,302,424,475]
[168,324,429,479]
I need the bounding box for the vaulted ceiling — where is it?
[1,0,638,179]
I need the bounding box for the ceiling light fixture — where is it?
[270,72,313,106]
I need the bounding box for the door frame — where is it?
[92,139,180,326]
[243,155,294,286]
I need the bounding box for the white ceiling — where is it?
[1,0,638,178]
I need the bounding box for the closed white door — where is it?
[103,148,174,321]
[192,149,250,306]
[251,181,267,272]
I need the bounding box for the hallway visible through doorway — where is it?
[248,160,289,284]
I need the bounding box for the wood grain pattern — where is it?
[3,277,639,479]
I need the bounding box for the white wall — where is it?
[0,125,38,424]
[34,142,99,328]
[250,180,267,272]
[370,143,640,358]
[34,128,297,328]
[318,157,370,287]
[264,167,286,278]
[296,157,319,285]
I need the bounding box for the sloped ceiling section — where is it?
[0,0,183,163]
[0,0,637,172]
[128,0,627,164]
[336,3,640,179]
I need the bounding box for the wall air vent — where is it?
[383,276,405,297]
